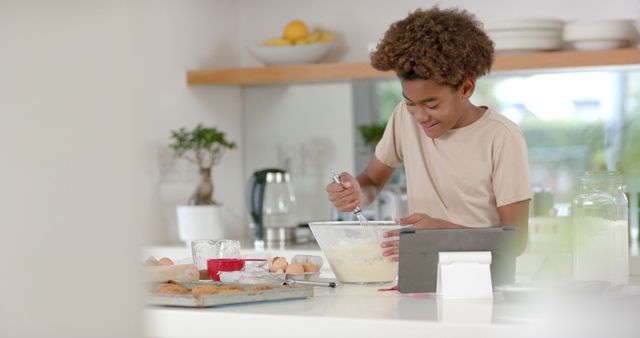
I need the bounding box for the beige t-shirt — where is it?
[375,102,532,228]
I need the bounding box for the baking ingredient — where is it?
[158,257,174,266]
[283,20,309,42]
[218,271,242,283]
[198,269,210,280]
[262,38,292,46]
[144,256,159,266]
[293,29,330,45]
[218,284,244,294]
[573,217,628,285]
[191,285,219,296]
[145,264,199,283]
[285,263,304,274]
[324,241,398,283]
[207,258,245,281]
[248,285,273,292]
[294,29,320,45]
[317,29,333,43]
[261,20,333,47]
[156,282,189,295]
[302,262,320,272]
[269,256,288,273]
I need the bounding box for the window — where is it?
[366,69,640,248]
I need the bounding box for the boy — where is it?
[326,7,531,260]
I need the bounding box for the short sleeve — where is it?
[374,102,404,168]
[492,127,532,207]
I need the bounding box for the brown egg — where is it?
[302,262,319,272]
[269,256,288,273]
[143,256,159,266]
[285,263,304,274]
[158,257,174,266]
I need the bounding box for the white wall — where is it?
[0,1,145,337]
[243,83,354,223]
[239,0,640,66]
[0,1,251,335]
[141,0,245,243]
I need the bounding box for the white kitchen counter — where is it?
[144,285,540,338]
[145,283,640,338]
[143,245,640,338]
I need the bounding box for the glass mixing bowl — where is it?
[308,221,406,284]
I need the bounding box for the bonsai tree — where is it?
[357,122,387,153]
[169,124,236,206]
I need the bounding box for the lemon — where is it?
[283,20,309,42]
[318,29,333,43]
[305,29,322,43]
[263,37,292,46]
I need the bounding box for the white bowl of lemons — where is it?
[249,43,332,66]
[249,21,333,66]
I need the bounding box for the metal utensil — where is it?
[284,279,337,288]
[331,170,368,226]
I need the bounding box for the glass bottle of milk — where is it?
[572,171,629,286]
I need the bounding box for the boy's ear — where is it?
[460,78,476,98]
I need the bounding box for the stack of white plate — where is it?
[564,19,639,50]
[484,18,565,53]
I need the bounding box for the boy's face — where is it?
[400,79,469,139]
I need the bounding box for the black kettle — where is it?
[246,168,287,241]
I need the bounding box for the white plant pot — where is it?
[176,205,225,243]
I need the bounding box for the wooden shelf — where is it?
[187,48,640,85]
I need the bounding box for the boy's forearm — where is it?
[356,175,382,207]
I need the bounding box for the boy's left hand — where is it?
[381,213,437,261]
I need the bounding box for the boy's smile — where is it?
[401,78,481,138]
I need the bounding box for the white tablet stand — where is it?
[436,251,493,299]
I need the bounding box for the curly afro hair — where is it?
[370,7,494,87]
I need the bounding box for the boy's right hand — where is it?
[325,172,362,212]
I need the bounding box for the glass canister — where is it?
[571,171,629,285]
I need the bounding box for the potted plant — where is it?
[170,124,236,243]
[358,122,387,153]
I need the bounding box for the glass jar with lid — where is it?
[572,171,628,285]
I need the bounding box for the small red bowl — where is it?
[207,258,245,281]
